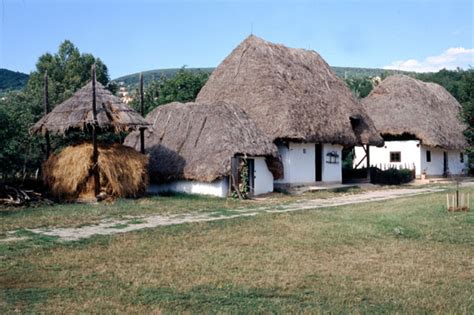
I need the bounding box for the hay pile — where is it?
[43,143,148,200]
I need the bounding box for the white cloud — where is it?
[383,47,474,72]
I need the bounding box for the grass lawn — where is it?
[0,187,365,235]
[1,186,473,313]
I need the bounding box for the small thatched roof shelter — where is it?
[30,81,148,135]
[124,102,282,183]
[43,143,148,201]
[197,35,383,146]
[362,75,468,150]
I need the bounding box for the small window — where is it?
[303,148,306,154]
[460,152,464,163]
[390,151,401,163]
[426,150,431,162]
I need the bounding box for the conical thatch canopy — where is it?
[362,75,468,150]
[124,102,282,183]
[197,35,383,146]
[30,81,148,135]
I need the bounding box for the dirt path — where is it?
[3,187,446,242]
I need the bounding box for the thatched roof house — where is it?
[124,102,281,189]
[362,75,468,150]
[31,81,148,135]
[197,35,382,147]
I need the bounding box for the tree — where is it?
[129,67,209,115]
[0,40,114,180]
[345,77,374,99]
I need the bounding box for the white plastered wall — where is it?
[420,146,467,176]
[251,156,274,195]
[275,142,342,184]
[354,140,421,175]
[148,178,229,198]
[322,144,343,182]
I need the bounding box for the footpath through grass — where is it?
[1,186,473,313]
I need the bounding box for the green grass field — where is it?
[1,186,473,313]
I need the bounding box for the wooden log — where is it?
[44,71,51,158]
[139,73,145,154]
[91,64,100,197]
[446,194,449,210]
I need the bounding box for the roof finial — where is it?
[250,22,253,35]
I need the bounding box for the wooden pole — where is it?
[139,73,145,154]
[366,145,371,182]
[91,65,100,197]
[44,71,51,158]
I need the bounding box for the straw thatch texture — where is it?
[43,143,148,200]
[31,81,148,135]
[124,102,282,183]
[362,75,468,150]
[196,35,382,146]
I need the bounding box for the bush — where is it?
[370,167,414,185]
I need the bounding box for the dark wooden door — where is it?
[315,144,322,182]
[247,159,255,195]
[443,152,448,175]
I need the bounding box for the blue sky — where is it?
[1,0,473,78]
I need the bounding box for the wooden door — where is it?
[315,144,322,182]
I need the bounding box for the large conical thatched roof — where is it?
[362,75,468,150]
[30,81,148,135]
[196,35,382,146]
[124,102,282,183]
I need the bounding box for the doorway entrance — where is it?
[315,143,322,181]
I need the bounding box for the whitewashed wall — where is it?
[354,140,421,175]
[275,142,315,184]
[275,142,343,184]
[420,146,467,176]
[322,144,343,182]
[251,157,274,195]
[354,141,467,177]
[148,178,229,198]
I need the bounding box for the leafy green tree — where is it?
[345,77,374,99]
[129,67,209,115]
[0,40,114,180]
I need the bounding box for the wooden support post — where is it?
[366,144,371,182]
[44,71,51,159]
[91,65,100,197]
[139,73,145,154]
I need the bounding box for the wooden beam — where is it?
[366,144,371,181]
[139,73,145,154]
[91,65,100,197]
[43,71,51,159]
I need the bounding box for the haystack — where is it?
[30,81,148,135]
[43,143,148,200]
[362,75,468,150]
[124,102,282,183]
[196,35,383,146]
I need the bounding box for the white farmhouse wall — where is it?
[420,146,467,176]
[354,140,421,175]
[322,144,343,182]
[275,142,342,184]
[354,141,467,177]
[148,178,229,198]
[251,157,274,195]
[275,142,315,184]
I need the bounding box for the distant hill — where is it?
[114,68,215,87]
[0,69,29,93]
[114,66,408,87]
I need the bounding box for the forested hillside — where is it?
[0,69,29,93]
[114,66,408,88]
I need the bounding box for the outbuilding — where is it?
[354,75,468,177]
[124,102,282,197]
